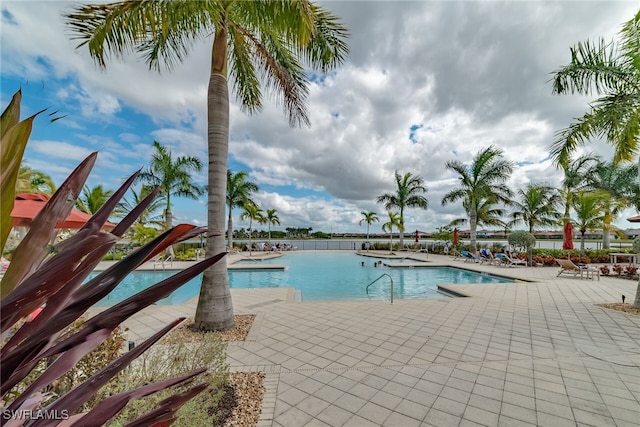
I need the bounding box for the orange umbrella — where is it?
[415,230,419,243]
[453,228,459,245]
[10,193,115,230]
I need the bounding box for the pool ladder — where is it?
[366,273,394,304]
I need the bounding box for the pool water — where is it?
[91,252,512,306]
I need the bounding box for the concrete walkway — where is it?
[93,252,640,427]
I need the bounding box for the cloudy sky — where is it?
[1,1,638,235]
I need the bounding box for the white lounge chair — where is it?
[495,253,526,267]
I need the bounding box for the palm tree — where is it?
[376,171,428,248]
[382,211,402,253]
[115,186,166,228]
[76,184,114,215]
[442,146,514,251]
[571,191,606,254]
[65,1,349,330]
[239,202,265,254]
[265,209,280,243]
[16,166,56,195]
[227,170,258,250]
[510,184,562,233]
[584,160,637,248]
[551,10,640,307]
[559,154,598,223]
[359,211,379,251]
[550,11,640,168]
[138,140,204,231]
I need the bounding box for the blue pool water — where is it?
[91,252,513,306]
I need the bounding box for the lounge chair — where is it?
[495,253,526,267]
[460,250,481,263]
[479,249,500,266]
[556,258,600,280]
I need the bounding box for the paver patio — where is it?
[93,252,640,426]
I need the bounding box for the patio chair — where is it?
[479,249,500,266]
[495,253,526,267]
[460,250,481,263]
[556,258,600,280]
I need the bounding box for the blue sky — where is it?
[2,1,638,234]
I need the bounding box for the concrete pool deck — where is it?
[89,252,640,426]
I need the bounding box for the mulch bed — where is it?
[596,303,640,316]
[162,314,265,427]
[162,314,256,344]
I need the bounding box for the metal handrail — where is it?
[365,273,394,304]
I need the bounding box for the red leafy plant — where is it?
[599,265,611,276]
[1,91,224,425]
[612,264,624,276]
[624,265,638,277]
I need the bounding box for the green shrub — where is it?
[175,248,197,260]
[108,332,229,426]
[508,231,536,251]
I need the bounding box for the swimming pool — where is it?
[91,252,513,306]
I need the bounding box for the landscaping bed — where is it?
[163,314,265,427]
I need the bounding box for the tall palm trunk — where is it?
[248,219,253,256]
[366,224,370,251]
[195,27,234,331]
[602,207,612,249]
[164,209,173,231]
[469,210,478,251]
[227,209,233,250]
[398,209,404,249]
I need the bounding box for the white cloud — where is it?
[2,0,637,233]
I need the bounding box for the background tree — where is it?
[76,184,114,215]
[265,208,280,243]
[442,146,514,251]
[115,186,166,228]
[559,154,597,226]
[359,211,379,250]
[571,191,606,254]
[376,171,428,248]
[65,0,349,331]
[551,11,640,308]
[226,170,258,249]
[138,140,204,231]
[584,160,637,248]
[510,184,562,233]
[16,165,56,195]
[239,202,265,254]
[382,211,402,253]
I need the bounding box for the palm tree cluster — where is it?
[227,169,280,248]
[370,148,637,254]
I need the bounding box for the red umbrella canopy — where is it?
[10,193,115,230]
[453,228,459,245]
[562,221,574,250]
[415,230,419,243]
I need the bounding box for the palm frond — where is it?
[64,1,221,72]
